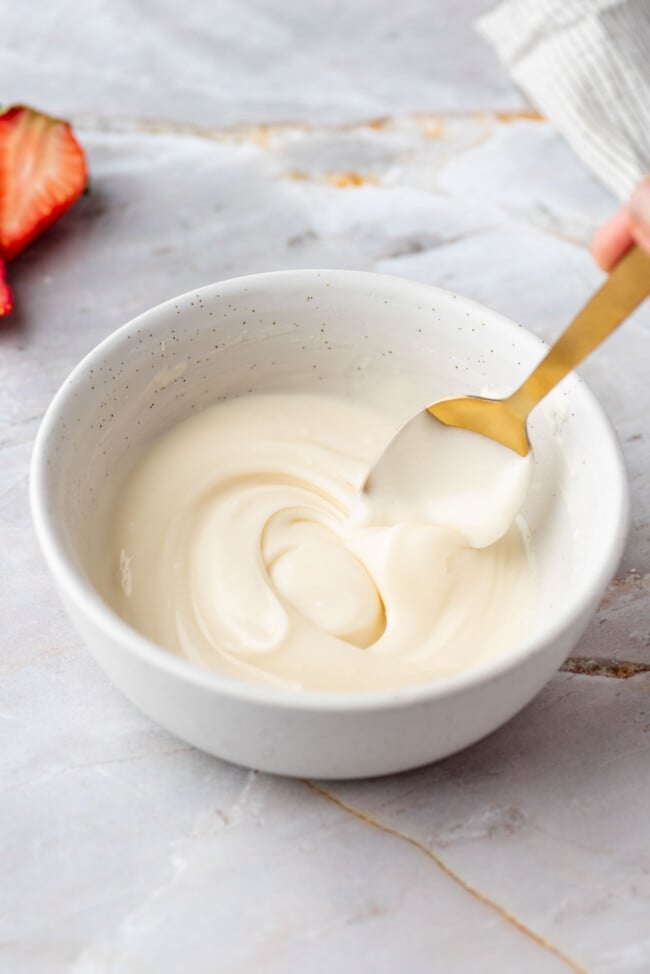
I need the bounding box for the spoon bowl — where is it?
[428,394,531,457]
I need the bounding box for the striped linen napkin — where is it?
[476,0,650,200]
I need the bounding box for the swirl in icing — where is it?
[102,392,535,693]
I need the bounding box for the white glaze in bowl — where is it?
[30,270,628,778]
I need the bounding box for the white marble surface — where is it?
[2,0,522,125]
[2,3,650,973]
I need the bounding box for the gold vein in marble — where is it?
[66,109,542,147]
[561,657,650,679]
[306,782,586,974]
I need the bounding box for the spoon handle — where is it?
[506,244,650,418]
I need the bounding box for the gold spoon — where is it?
[418,244,650,457]
[358,244,650,546]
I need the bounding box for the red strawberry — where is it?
[0,258,12,316]
[0,105,87,261]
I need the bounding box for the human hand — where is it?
[592,176,650,271]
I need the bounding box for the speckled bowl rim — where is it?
[30,269,630,713]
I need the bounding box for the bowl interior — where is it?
[34,270,627,687]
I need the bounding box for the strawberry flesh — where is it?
[0,106,87,261]
[0,259,13,316]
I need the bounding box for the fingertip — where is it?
[591,227,613,270]
[591,208,634,271]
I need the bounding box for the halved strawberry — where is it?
[0,258,12,316]
[0,106,87,261]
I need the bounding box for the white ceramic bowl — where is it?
[31,270,628,779]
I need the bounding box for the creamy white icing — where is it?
[100,392,536,693]
[355,409,534,549]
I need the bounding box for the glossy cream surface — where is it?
[101,391,536,692]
